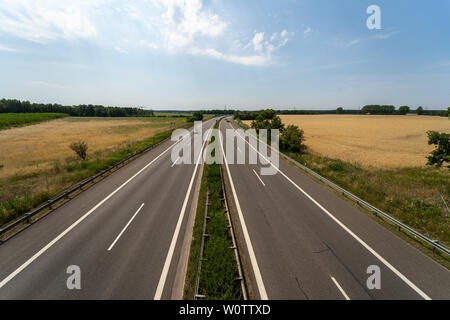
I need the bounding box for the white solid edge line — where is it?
[153,121,214,300]
[252,169,266,187]
[331,276,350,300]
[171,156,180,168]
[107,203,145,251]
[230,121,432,300]
[0,122,206,290]
[219,121,269,300]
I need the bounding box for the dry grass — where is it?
[247,115,449,168]
[0,117,182,179]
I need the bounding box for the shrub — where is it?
[188,111,203,122]
[416,107,424,115]
[426,131,449,169]
[280,125,306,153]
[398,106,410,115]
[329,161,345,172]
[70,141,88,160]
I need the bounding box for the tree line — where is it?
[234,106,449,119]
[0,99,154,117]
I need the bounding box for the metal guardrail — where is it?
[233,119,450,256]
[281,153,450,256]
[0,128,180,240]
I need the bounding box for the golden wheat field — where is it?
[0,117,183,179]
[247,115,450,168]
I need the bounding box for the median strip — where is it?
[184,121,246,300]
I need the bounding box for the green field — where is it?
[0,113,69,130]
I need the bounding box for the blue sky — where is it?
[0,0,449,110]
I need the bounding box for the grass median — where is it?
[184,121,242,300]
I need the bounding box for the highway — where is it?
[0,116,449,300]
[0,118,216,299]
[218,118,450,300]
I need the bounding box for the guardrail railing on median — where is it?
[232,118,450,257]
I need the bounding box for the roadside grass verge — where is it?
[0,113,68,130]
[0,123,190,226]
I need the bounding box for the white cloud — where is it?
[0,44,19,52]
[0,0,292,66]
[138,40,159,49]
[346,39,360,47]
[114,46,128,54]
[251,32,264,53]
[190,47,270,66]
[304,27,311,35]
[148,0,226,49]
[375,31,399,40]
[190,27,292,66]
[26,81,65,89]
[270,33,277,42]
[0,0,100,43]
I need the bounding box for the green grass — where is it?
[184,162,208,299]
[0,113,68,130]
[198,164,242,300]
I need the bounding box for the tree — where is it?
[361,105,395,115]
[416,106,424,115]
[336,107,344,114]
[398,106,410,115]
[280,125,306,153]
[269,116,285,132]
[426,131,449,169]
[70,141,88,160]
[188,111,203,122]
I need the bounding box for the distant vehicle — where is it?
[194,129,199,134]
[226,119,231,122]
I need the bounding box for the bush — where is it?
[329,161,345,171]
[188,111,204,122]
[398,106,410,115]
[426,131,449,169]
[280,125,306,153]
[416,106,424,115]
[336,107,344,114]
[70,141,88,160]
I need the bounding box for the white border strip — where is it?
[107,203,145,251]
[331,276,350,300]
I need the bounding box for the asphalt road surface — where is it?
[0,118,217,299]
[218,118,450,300]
